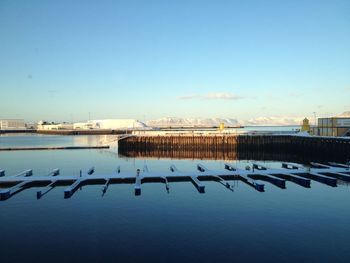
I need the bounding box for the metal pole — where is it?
[313,112,316,126]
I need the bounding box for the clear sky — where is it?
[0,0,349,122]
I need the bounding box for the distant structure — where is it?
[310,117,350,137]
[145,117,239,128]
[36,119,149,131]
[88,119,148,130]
[301,118,310,132]
[0,119,25,130]
[73,122,94,130]
[37,121,73,130]
[73,119,148,130]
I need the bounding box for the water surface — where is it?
[1,134,349,263]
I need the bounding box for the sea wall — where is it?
[118,135,350,162]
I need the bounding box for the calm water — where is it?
[1,134,350,263]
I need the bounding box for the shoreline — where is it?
[0,129,131,135]
[0,145,110,151]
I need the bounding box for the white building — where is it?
[37,121,73,130]
[0,119,26,130]
[73,119,149,130]
[73,122,94,130]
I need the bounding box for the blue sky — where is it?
[0,0,349,122]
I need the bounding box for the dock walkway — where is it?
[0,162,349,200]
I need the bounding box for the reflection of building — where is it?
[310,117,350,137]
[37,121,73,130]
[0,119,25,130]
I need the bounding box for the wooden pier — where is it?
[0,162,349,201]
[118,135,350,163]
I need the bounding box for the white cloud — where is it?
[177,92,244,100]
[177,94,200,100]
[288,92,303,98]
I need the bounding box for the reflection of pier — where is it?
[1,162,349,201]
[119,148,239,160]
[118,148,349,163]
[118,135,350,163]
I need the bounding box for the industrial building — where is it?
[37,119,149,131]
[37,121,73,130]
[0,119,26,130]
[73,119,148,130]
[73,122,94,130]
[311,117,350,137]
[87,119,148,130]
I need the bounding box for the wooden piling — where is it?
[119,135,350,163]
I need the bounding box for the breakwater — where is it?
[118,135,350,162]
[36,129,131,135]
[0,146,109,151]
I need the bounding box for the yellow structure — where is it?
[301,118,310,132]
[219,122,225,131]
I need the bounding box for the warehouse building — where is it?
[74,119,149,130]
[0,119,26,130]
[311,117,350,137]
[37,121,73,130]
[88,119,148,130]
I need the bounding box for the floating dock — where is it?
[0,146,110,151]
[0,162,349,201]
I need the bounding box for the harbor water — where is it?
[1,134,350,263]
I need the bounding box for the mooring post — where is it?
[190,176,205,193]
[170,165,179,173]
[224,163,236,171]
[0,180,29,200]
[102,179,111,196]
[319,172,350,182]
[48,169,60,176]
[212,175,233,191]
[282,163,299,170]
[162,176,170,193]
[64,167,94,198]
[37,180,57,199]
[197,164,207,172]
[328,162,350,169]
[64,179,82,199]
[134,169,141,196]
[14,169,33,177]
[87,167,95,175]
[36,169,61,199]
[252,163,267,170]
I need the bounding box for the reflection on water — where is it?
[1,134,350,263]
[0,134,117,146]
[119,147,350,164]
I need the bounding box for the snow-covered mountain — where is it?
[243,116,304,126]
[146,116,307,127]
[338,111,350,117]
[145,117,239,128]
